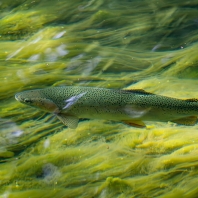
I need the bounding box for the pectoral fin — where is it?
[171,116,197,126]
[57,114,79,129]
[122,120,146,128]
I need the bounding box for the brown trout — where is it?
[15,86,198,128]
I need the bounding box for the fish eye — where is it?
[24,98,32,103]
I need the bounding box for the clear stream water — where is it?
[1,0,198,197]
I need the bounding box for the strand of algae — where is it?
[1,119,198,197]
[1,0,198,197]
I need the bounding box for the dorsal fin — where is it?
[123,89,154,95]
[185,98,198,102]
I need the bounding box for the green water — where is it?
[1,0,198,197]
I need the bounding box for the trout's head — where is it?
[15,90,59,113]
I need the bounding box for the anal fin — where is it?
[122,120,146,128]
[171,116,197,126]
[57,114,79,129]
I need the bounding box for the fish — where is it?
[15,86,198,129]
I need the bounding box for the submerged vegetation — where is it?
[0,0,198,197]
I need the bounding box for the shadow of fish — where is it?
[15,86,198,129]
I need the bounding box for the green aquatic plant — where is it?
[1,0,198,197]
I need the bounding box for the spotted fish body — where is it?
[15,86,198,128]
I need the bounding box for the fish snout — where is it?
[15,92,26,103]
[15,93,21,101]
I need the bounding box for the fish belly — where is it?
[67,106,131,121]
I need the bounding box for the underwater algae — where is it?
[1,120,198,197]
[1,0,198,197]
[2,79,198,197]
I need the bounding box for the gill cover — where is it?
[32,98,60,113]
[15,91,60,113]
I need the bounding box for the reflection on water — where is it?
[1,0,198,197]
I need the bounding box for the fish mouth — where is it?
[15,93,21,101]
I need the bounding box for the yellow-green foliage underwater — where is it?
[1,0,198,197]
